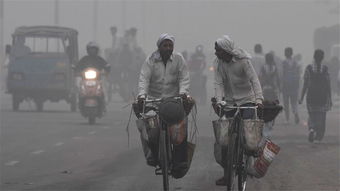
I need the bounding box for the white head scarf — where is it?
[157,33,175,47]
[215,35,251,60]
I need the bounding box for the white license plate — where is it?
[85,99,97,107]
[85,81,96,86]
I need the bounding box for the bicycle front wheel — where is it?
[160,129,169,191]
[237,149,248,191]
[226,133,237,191]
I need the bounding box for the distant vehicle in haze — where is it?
[6,26,78,112]
[314,24,339,60]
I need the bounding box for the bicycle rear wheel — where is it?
[226,133,237,191]
[160,129,169,191]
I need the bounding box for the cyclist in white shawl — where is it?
[135,33,192,179]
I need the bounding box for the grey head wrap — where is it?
[157,33,175,47]
[216,35,251,60]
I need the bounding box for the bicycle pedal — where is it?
[155,167,162,175]
[154,167,171,175]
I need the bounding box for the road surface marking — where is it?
[88,131,96,135]
[31,150,45,155]
[5,161,19,166]
[55,142,64,146]
[72,136,82,140]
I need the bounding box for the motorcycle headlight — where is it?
[84,70,97,80]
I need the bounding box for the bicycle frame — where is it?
[219,105,258,191]
[141,97,182,191]
[158,118,172,191]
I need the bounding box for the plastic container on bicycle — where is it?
[252,139,280,178]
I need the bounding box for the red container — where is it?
[253,139,280,178]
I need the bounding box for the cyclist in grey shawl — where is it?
[212,35,264,186]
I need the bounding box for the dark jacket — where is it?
[301,63,332,111]
[74,55,111,73]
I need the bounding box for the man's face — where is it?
[16,37,25,45]
[314,51,324,63]
[159,39,174,61]
[215,43,232,62]
[110,27,117,35]
[88,47,98,56]
[285,49,293,58]
[266,54,274,64]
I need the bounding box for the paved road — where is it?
[1,93,339,191]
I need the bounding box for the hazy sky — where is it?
[2,0,340,64]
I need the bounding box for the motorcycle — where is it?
[78,67,106,124]
[188,57,207,105]
[189,71,207,105]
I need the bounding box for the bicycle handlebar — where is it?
[143,96,182,104]
[140,96,183,116]
[222,105,258,109]
[143,98,162,103]
[216,101,258,109]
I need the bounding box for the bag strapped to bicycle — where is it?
[242,107,264,152]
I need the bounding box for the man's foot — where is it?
[285,115,290,123]
[314,135,323,143]
[172,162,189,179]
[215,176,226,186]
[173,162,188,170]
[308,129,315,143]
[284,118,290,125]
[294,114,300,124]
[146,158,158,167]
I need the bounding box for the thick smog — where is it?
[0,1,339,191]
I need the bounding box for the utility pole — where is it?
[142,2,146,49]
[0,0,4,91]
[122,1,126,32]
[93,0,98,41]
[54,0,59,26]
[0,0,4,62]
[54,0,60,51]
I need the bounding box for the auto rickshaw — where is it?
[6,26,78,112]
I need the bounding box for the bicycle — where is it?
[140,96,184,191]
[214,101,260,191]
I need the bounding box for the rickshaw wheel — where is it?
[12,95,20,111]
[70,96,77,112]
[35,100,44,112]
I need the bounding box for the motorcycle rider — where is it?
[74,42,111,73]
[189,45,206,73]
[212,35,264,186]
[135,33,192,178]
[188,45,207,104]
[73,42,111,111]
